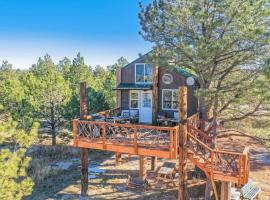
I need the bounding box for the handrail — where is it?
[83,107,121,120]
[73,119,179,159]
[186,113,249,185]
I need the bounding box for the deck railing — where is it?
[73,119,179,159]
[186,113,249,185]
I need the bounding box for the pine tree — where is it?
[0,110,38,200]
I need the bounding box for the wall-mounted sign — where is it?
[162,73,173,84]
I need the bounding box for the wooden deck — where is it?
[73,120,178,159]
[72,113,249,185]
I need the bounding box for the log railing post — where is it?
[73,119,79,146]
[178,87,188,200]
[80,81,89,197]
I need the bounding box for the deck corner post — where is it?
[178,86,188,200]
[220,181,231,200]
[80,81,89,197]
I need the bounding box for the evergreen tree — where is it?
[0,111,38,200]
[31,55,71,145]
[139,0,270,126]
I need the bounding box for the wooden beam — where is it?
[151,156,157,171]
[139,155,147,180]
[80,82,89,197]
[178,87,188,200]
[152,64,159,124]
[221,181,231,200]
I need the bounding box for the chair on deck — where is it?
[149,161,178,188]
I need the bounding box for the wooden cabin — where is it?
[115,54,198,124]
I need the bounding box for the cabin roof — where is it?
[121,52,197,79]
[115,83,152,90]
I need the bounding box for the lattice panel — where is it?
[187,114,200,130]
[77,121,103,140]
[137,128,170,148]
[214,152,240,175]
[106,124,134,144]
[187,134,211,163]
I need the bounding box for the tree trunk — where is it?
[50,105,56,146]
[51,124,56,146]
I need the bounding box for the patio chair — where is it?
[130,110,139,123]
[156,111,166,126]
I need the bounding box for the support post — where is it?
[80,82,89,197]
[139,155,147,180]
[151,156,157,171]
[152,64,159,124]
[221,181,231,200]
[178,87,188,200]
[115,153,122,165]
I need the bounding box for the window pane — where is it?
[145,64,153,83]
[172,101,179,109]
[142,93,151,108]
[163,101,172,109]
[136,64,144,82]
[131,92,138,100]
[163,90,172,101]
[131,100,138,108]
[163,90,173,109]
[173,90,179,101]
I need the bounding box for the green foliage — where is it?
[0,118,39,200]
[139,0,270,122]
[0,54,128,143]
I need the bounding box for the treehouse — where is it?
[114,54,198,124]
[72,54,250,200]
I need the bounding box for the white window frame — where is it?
[162,89,179,110]
[129,90,139,109]
[135,63,153,84]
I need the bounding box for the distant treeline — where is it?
[0,53,128,144]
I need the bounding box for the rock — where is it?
[51,161,73,170]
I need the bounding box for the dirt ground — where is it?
[25,134,270,200]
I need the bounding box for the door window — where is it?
[142,93,151,108]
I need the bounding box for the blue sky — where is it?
[0,0,152,69]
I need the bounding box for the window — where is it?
[135,63,153,83]
[130,91,139,109]
[162,89,179,110]
[142,93,151,108]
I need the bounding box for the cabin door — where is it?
[139,91,152,123]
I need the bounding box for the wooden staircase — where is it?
[186,114,249,185]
